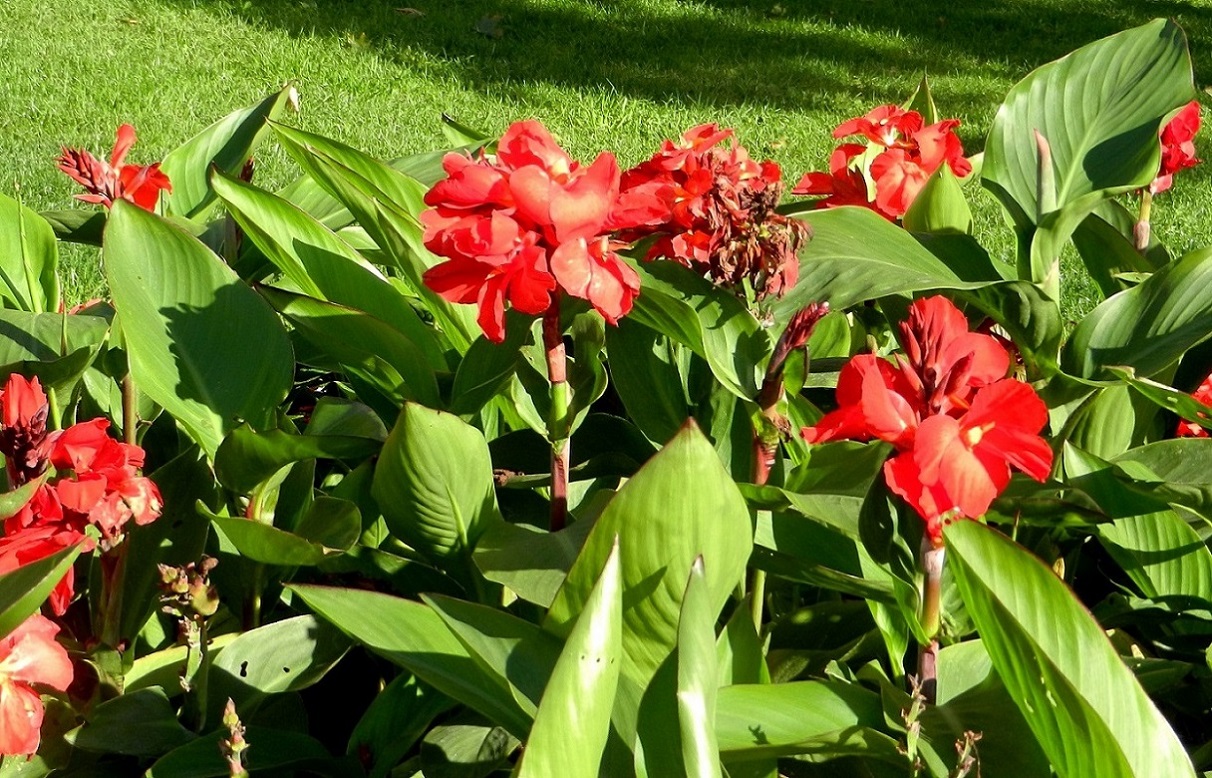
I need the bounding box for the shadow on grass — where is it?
[153,0,1212,114]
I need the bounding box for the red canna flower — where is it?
[794,105,971,220]
[614,123,809,299]
[1177,372,1212,438]
[801,296,1051,546]
[57,124,172,211]
[1150,100,1201,195]
[0,614,73,756]
[0,375,162,614]
[0,375,53,487]
[421,120,638,342]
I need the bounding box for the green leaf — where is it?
[1072,202,1166,299]
[605,318,690,445]
[715,682,895,762]
[260,286,441,409]
[215,423,381,494]
[348,673,454,778]
[424,593,563,718]
[448,317,534,417]
[902,165,972,235]
[776,208,976,316]
[289,584,533,738]
[0,310,108,372]
[472,519,595,608]
[0,543,81,638]
[958,279,1064,376]
[421,719,518,778]
[0,193,58,313]
[546,421,752,733]
[627,259,769,401]
[161,87,295,220]
[270,123,479,350]
[945,520,1196,778]
[208,614,350,714]
[518,541,622,778]
[0,479,43,522]
[103,201,293,459]
[39,209,105,247]
[982,19,1193,277]
[1063,247,1212,379]
[1113,437,1212,519]
[211,169,446,371]
[65,688,194,757]
[209,513,332,566]
[1098,510,1212,603]
[372,403,499,563]
[676,558,723,778]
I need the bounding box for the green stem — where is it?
[543,304,569,532]
[1134,190,1154,252]
[917,540,945,704]
[97,545,128,650]
[122,374,137,446]
[243,563,263,631]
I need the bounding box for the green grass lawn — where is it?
[3,0,1210,314]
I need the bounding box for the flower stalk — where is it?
[1134,190,1153,252]
[918,539,946,704]
[544,304,570,532]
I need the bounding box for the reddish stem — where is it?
[543,304,569,532]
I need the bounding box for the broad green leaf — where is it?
[1114,437,1212,518]
[627,259,769,401]
[1111,368,1212,437]
[103,202,293,459]
[546,422,752,733]
[125,634,238,693]
[260,287,441,409]
[162,87,295,220]
[676,559,723,778]
[65,688,194,757]
[0,310,108,375]
[959,279,1064,377]
[715,682,896,762]
[424,594,563,718]
[1072,203,1166,299]
[923,640,1051,778]
[518,541,622,778]
[208,614,350,715]
[289,584,533,739]
[209,513,332,566]
[0,193,58,312]
[902,165,971,235]
[39,209,105,247]
[1063,384,1138,459]
[348,673,454,778]
[211,170,446,370]
[1098,510,1212,603]
[605,318,690,445]
[472,519,595,608]
[146,727,333,778]
[448,316,535,417]
[982,19,1193,284]
[421,719,518,778]
[215,423,381,494]
[945,520,1196,778]
[0,543,81,639]
[1064,247,1212,379]
[270,123,478,350]
[776,208,976,317]
[372,403,499,563]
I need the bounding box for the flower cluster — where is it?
[793,105,972,220]
[614,124,809,298]
[1150,100,1201,195]
[57,124,172,211]
[421,120,639,342]
[0,375,163,615]
[801,296,1053,546]
[0,614,73,755]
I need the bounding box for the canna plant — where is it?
[0,15,1207,778]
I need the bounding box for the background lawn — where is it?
[2,0,1210,315]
